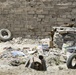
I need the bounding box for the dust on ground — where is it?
[0,37,76,75]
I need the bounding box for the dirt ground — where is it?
[0,64,76,75]
[0,38,76,75]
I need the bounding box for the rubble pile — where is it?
[10,37,41,44]
[0,37,66,71]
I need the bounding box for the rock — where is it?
[46,55,60,66]
[10,57,26,66]
[10,59,21,66]
[58,66,63,70]
[3,47,14,51]
[12,37,23,44]
[60,55,67,63]
[0,51,12,58]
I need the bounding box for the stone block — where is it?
[57,18,63,22]
[37,18,42,22]
[20,28,26,31]
[41,29,45,32]
[38,15,45,19]
[14,28,21,31]
[35,9,43,14]
[17,25,24,28]
[41,11,49,15]
[72,2,76,6]
[72,9,76,13]
[27,11,35,15]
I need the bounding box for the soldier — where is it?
[25,55,46,71]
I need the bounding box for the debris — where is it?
[40,38,51,48]
[42,44,49,51]
[58,66,64,70]
[3,47,14,51]
[0,37,68,72]
[37,45,44,55]
[0,29,12,41]
[46,55,60,66]
[26,47,37,54]
[60,55,67,63]
[10,57,26,66]
[27,49,37,54]
[11,51,25,57]
[10,59,21,66]
[12,37,23,44]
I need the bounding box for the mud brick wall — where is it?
[0,0,76,38]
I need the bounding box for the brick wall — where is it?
[0,0,76,38]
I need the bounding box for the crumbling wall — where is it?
[0,0,76,38]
